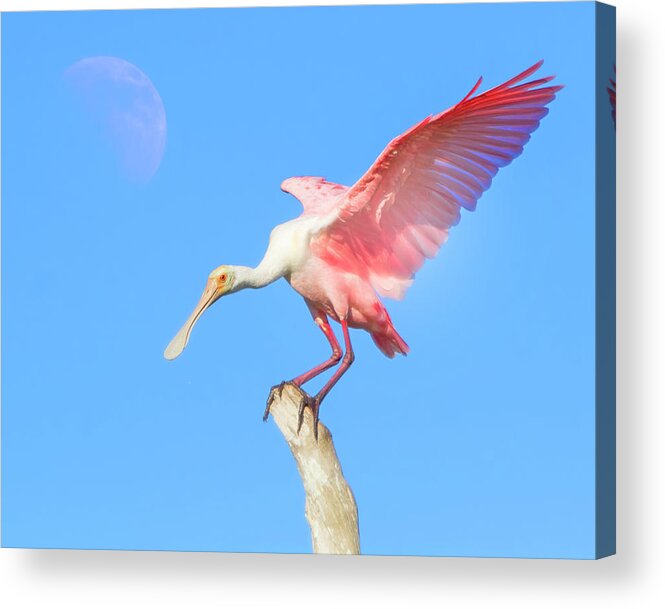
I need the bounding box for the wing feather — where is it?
[280,176,348,216]
[309,61,562,299]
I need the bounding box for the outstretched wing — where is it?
[281,176,349,217]
[311,61,562,299]
[607,65,616,127]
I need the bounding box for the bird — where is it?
[164,60,562,438]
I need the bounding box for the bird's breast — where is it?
[268,218,319,273]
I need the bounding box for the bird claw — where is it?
[263,381,322,441]
[263,381,287,421]
[297,393,321,441]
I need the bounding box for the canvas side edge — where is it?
[594,0,616,560]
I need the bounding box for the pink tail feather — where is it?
[371,326,410,358]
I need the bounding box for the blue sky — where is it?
[2,3,601,557]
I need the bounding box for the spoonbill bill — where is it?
[165,60,562,436]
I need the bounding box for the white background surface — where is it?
[1,0,662,607]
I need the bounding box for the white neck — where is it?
[231,260,285,292]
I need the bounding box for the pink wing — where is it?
[312,61,563,299]
[607,66,616,127]
[281,176,348,217]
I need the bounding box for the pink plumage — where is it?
[285,61,561,357]
[608,65,616,126]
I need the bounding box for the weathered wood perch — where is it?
[266,383,360,555]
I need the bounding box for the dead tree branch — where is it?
[266,383,360,554]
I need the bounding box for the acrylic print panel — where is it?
[1,2,616,558]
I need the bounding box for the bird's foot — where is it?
[296,392,322,441]
[263,381,289,421]
[263,381,322,441]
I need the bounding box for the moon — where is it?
[64,56,167,183]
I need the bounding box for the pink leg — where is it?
[263,308,342,422]
[297,319,355,438]
[291,316,342,387]
[291,314,342,387]
[312,318,354,404]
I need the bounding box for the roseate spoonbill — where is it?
[165,60,561,437]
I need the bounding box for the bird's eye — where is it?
[220,274,227,283]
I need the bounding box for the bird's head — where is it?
[164,265,236,361]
